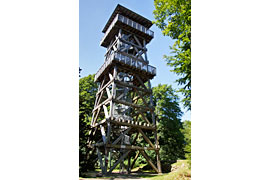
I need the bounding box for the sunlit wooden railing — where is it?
[95,52,156,81]
[100,14,154,45]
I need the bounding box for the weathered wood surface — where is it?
[88,6,161,175]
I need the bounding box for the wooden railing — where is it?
[95,52,156,81]
[100,14,154,45]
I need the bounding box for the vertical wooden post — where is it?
[96,147,105,175]
[109,66,117,118]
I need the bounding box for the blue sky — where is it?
[79,0,190,120]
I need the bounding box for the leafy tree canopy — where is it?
[181,120,191,160]
[153,0,191,110]
[153,84,185,163]
[79,74,98,174]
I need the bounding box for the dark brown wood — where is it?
[137,128,155,148]
[89,5,161,175]
[114,80,151,94]
[139,150,159,173]
[109,119,155,130]
[107,144,158,151]
[108,150,130,174]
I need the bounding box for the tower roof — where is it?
[102,4,153,33]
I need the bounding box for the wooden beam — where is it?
[96,78,114,96]
[156,150,162,173]
[138,110,151,124]
[120,37,145,51]
[137,128,155,149]
[112,127,132,145]
[114,80,151,94]
[134,88,150,109]
[130,150,140,170]
[109,119,155,130]
[106,121,111,144]
[106,87,111,98]
[93,97,112,112]
[133,35,142,47]
[108,150,130,174]
[103,105,109,119]
[139,150,159,173]
[135,75,148,90]
[107,144,157,151]
[113,99,154,111]
[100,125,106,144]
[97,148,105,174]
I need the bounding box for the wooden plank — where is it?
[134,88,147,105]
[103,105,109,119]
[108,150,130,174]
[112,127,132,145]
[135,75,148,90]
[114,80,151,94]
[139,150,159,173]
[96,78,114,96]
[143,39,148,62]
[137,128,155,148]
[106,121,112,144]
[96,148,105,174]
[109,66,117,117]
[109,73,113,80]
[100,125,107,144]
[130,150,140,170]
[106,87,111,98]
[131,132,139,145]
[156,150,162,173]
[91,119,106,128]
[92,106,101,126]
[94,79,105,107]
[109,119,155,130]
[138,110,150,124]
[134,46,144,60]
[107,144,157,151]
[113,99,154,111]
[133,35,142,47]
[120,37,145,51]
[93,97,112,112]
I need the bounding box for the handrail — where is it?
[95,52,156,81]
[100,14,154,45]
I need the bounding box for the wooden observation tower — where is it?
[88,4,161,175]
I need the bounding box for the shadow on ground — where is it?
[80,171,159,180]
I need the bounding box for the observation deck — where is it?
[100,5,154,47]
[94,52,156,82]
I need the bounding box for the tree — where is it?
[153,0,191,110]
[153,84,185,163]
[79,74,98,175]
[181,120,191,160]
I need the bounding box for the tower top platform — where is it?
[102,4,153,33]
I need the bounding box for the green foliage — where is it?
[181,120,191,160]
[79,74,98,174]
[153,0,191,110]
[149,160,191,180]
[79,77,187,173]
[153,84,185,163]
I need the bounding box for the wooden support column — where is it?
[108,150,130,174]
[109,66,117,118]
[97,148,105,175]
[130,150,140,170]
[139,150,159,174]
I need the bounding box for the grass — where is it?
[148,160,191,180]
[80,160,191,180]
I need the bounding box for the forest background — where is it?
[79,0,191,175]
[1,0,270,180]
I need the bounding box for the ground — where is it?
[80,160,191,180]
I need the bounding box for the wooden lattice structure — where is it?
[88,4,161,175]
